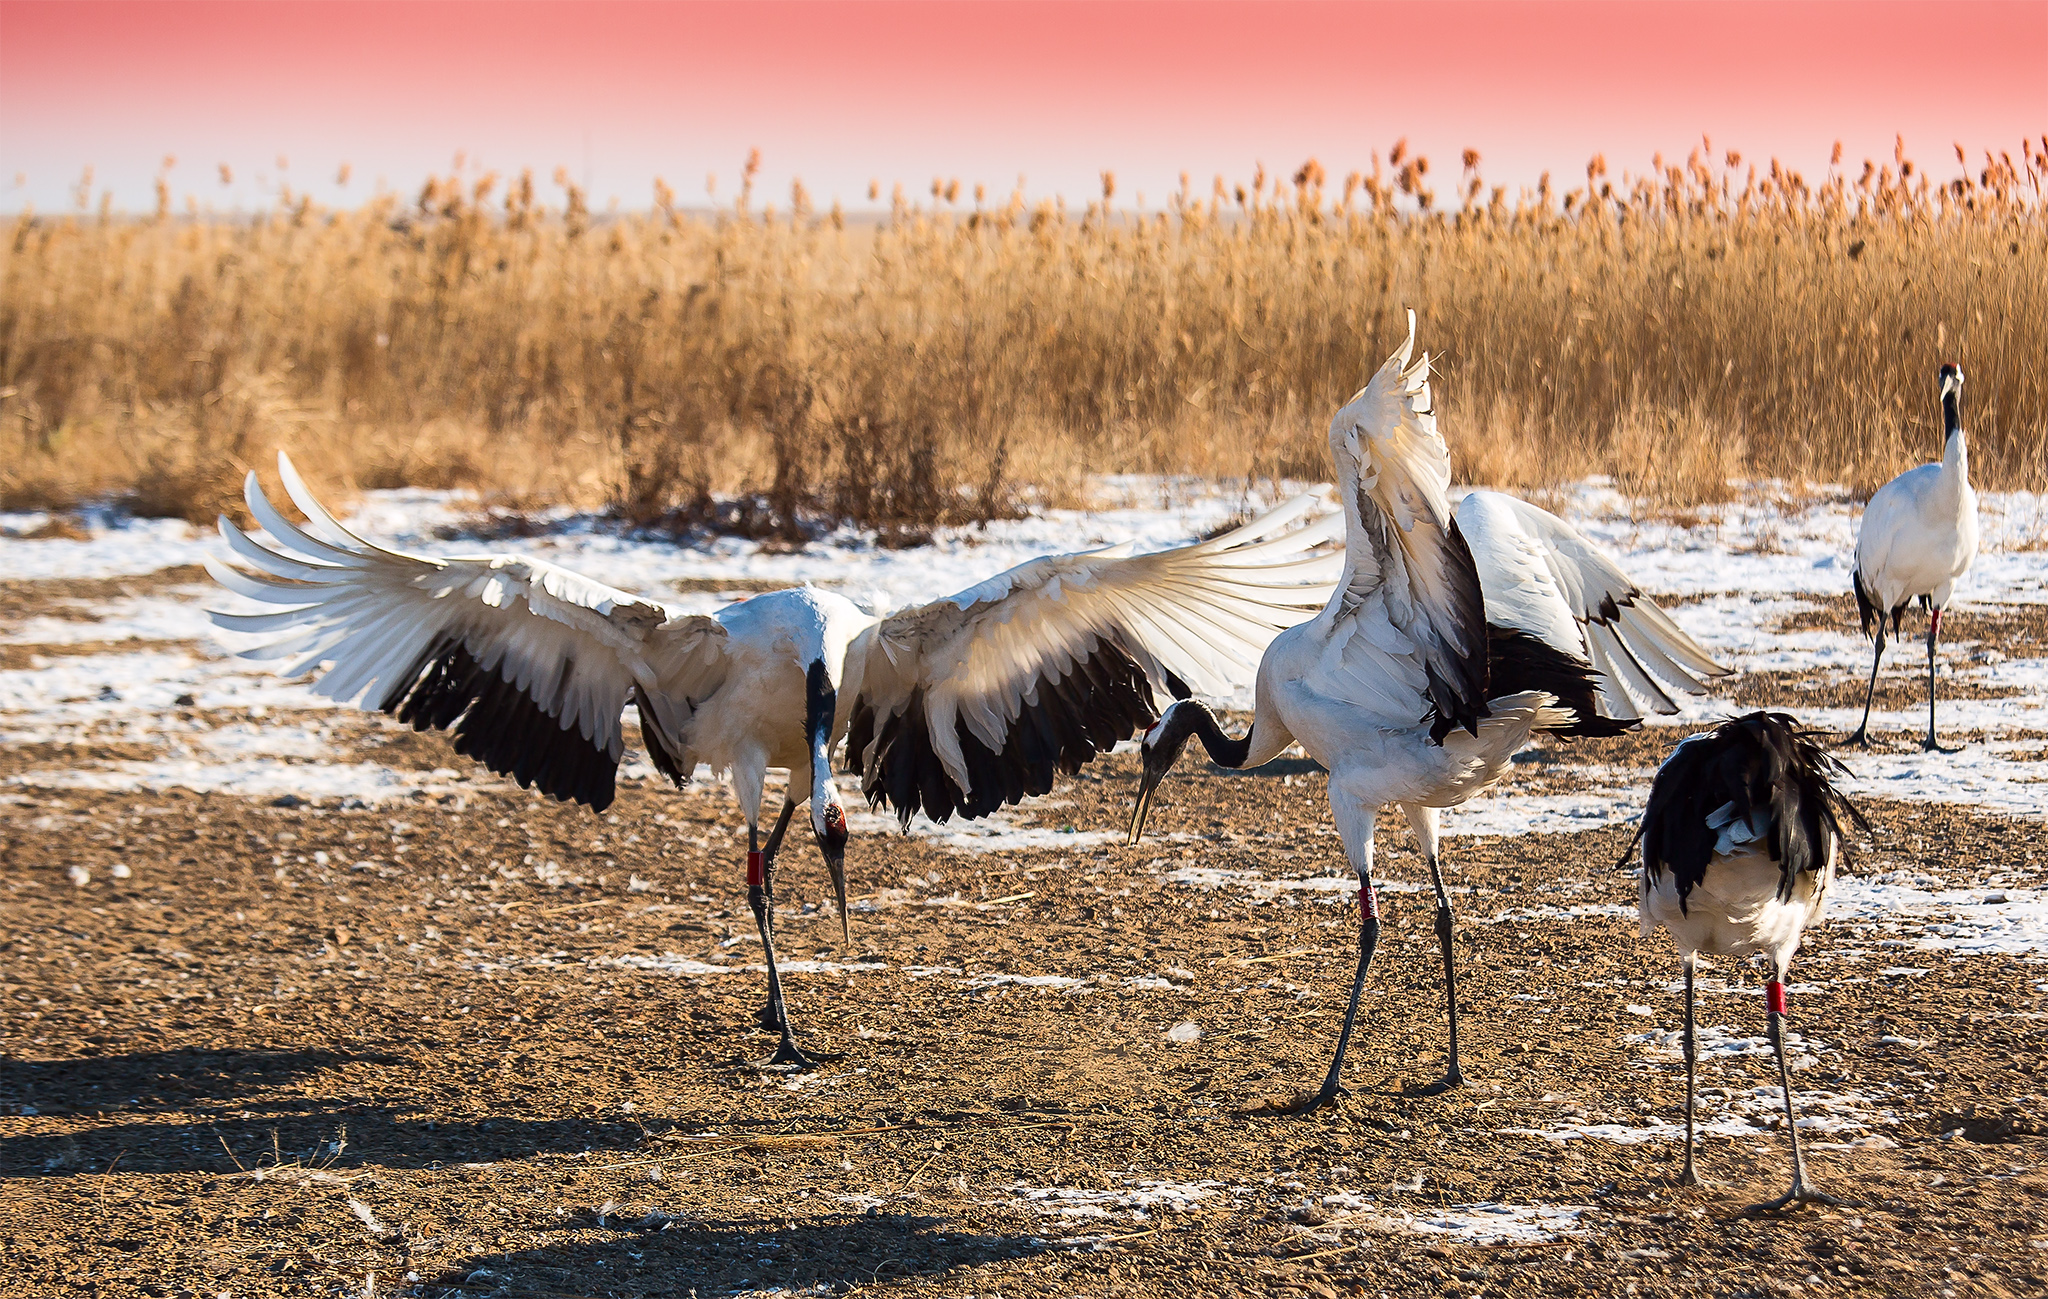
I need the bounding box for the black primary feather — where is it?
[1418,515,1492,740]
[384,638,620,811]
[1484,623,1634,739]
[1633,710,1866,914]
[853,635,1158,825]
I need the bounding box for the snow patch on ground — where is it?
[1827,873,2048,956]
[6,757,479,804]
[1307,1192,1590,1244]
[843,804,1124,855]
[998,1178,1226,1222]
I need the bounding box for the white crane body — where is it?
[1854,451,1978,617]
[1638,800,1835,968]
[1849,364,1979,749]
[1130,312,1610,1109]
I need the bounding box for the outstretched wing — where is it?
[1302,309,1491,739]
[1457,490,1729,721]
[206,453,728,811]
[842,493,1343,822]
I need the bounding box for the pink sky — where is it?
[3,0,2043,213]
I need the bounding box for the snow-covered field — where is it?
[5,475,2045,928]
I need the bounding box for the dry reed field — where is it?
[4,139,2046,534]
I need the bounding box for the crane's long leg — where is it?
[760,796,798,868]
[1847,625,1886,747]
[1680,951,1700,1187]
[746,819,818,1070]
[1291,793,1380,1114]
[1748,975,1842,1211]
[1923,608,1960,754]
[753,797,800,1033]
[1403,804,1464,1094]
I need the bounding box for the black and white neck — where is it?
[1149,699,1254,769]
[1939,363,1965,438]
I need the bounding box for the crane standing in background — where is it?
[1849,364,1978,750]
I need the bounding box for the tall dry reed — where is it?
[4,138,2044,531]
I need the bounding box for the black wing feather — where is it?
[858,636,1157,825]
[1486,624,1634,739]
[1635,710,1865,914]
[386,640,620,811]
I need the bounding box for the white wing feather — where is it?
[847,492,1343,796]
[1298,309,1490,731]
[207,454,728,801]
[1456,489,1728,718]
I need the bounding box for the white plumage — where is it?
[1129,311,1608,1109]
[1456,490,1729,721]
[209,454,1341,1067]
[1848,363,1979,749]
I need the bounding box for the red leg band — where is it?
[1766,981,1787,1016]
[1359,883,1379,922]
[746,850,764,888]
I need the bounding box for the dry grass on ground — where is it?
[5,141,2046,533]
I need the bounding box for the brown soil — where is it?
[4,758,2047,1298]
[0,569,212,621]
[4,584,2048,1298]
[1775,599,2048,660]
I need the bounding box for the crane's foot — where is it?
[1282,1083,1350,1115]
[1677,1160,1702,1189]
[1843,728,1873,748]
[1745,1182,1851,1214]
[1921,737,1964,755]
[755,1034,824,1072]
[1404,1065,1466,1097]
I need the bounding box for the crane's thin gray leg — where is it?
[1421,851,1466,1093]
[1291,793,1381,1114]
[1747,976,1844,1211]
[754,797,799,1032]
[1291,871,1381,1114]
[1923,608,1960,754]
[746,820,817,1070]
[760,796,798,869]
[1847,625,1885,746]
[1680,952,1700,1187]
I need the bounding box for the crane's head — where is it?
[810,795,850,943]
[1128,702,1200,846]
[1938,363,1965,439]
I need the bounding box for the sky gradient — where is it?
[3,0,2044,214]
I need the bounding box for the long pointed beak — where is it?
[824,847,849,944]
[1128,764,1166,846]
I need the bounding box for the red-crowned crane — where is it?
[1849,363,1978,750]
[208,456,1341,1067]
[1128,311,1614,1109]
[1632,710,1865,1209]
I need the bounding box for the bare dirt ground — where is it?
[4,602,2048,1298]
